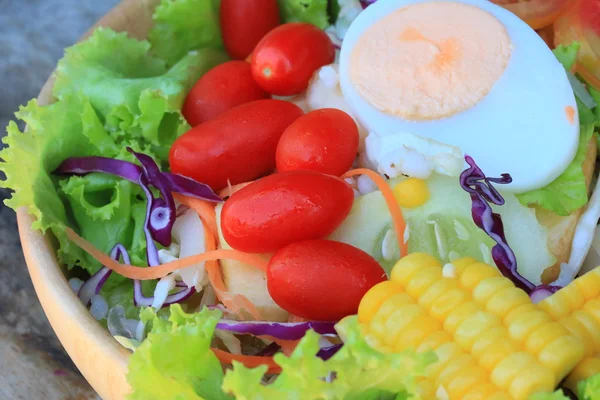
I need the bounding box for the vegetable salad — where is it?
[3,0,600,398]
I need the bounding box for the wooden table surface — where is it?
[0,1,118,398]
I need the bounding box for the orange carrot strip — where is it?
[202,222,264,320]
[212,348,281,374]
[342,168,408,257]
[174,193,218,238]
[65,228,268,280]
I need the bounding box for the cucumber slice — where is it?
[328,174,555,285]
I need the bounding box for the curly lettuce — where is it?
[278,0,331,29]
[516,43,599,216]
[1,25,226,279]
[223,316,434,400]
[148,0,223,67]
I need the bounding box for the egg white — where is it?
[339,0,579,193]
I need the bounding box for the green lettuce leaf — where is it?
[127,305,232,400]
[516,42,599,216]
[1,26,227,276]
[554,42,581,71]
[148,0,223,66]
[222,316,435,400]
[59,173,147,278]
[53,28,227,159]
[278,0,330,29]
[516,124,595,216]
[578,373,600,400]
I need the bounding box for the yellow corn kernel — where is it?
[369,293,415,337]
[454,311,502,352]
[426,343,463,379]
[478,337,522,371]
[416,378,436,400]
[539,334,584,382]
[358,281,403,323]
[574,269,600,300]
[405,266,443,298]
[392,178,430,208]
[506,308,552,342]
[490,353,540,392]
[462,383,501,400]
[538,285,584,320]
[416,330,453,353]
[444,302,480,333]
[457,261,501,290]
[383,305,427,347]
[565,356,600,390]
[486,286,531,319]
[429,288,470,321]
[561,314,597,356]
[508,363,555,399]
[390,252,441,284]
[525,321,567,354]
[583,299,600,326]
[572,310,600,354]
[418,278,457,309]
[437,355,485,396]
[392,315,441,350]
[472,276,513,305]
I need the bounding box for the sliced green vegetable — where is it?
[278,0,330,29]
[223,316,434,400]
[329,174,555,285]
[553,42,581,71]
[148,0,224,66]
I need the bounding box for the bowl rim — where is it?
[16,1,161,399]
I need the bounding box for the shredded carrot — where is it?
[174,193,218,238]
[65,228,268,280]
[218,181,252,198]
[342,169,408,257]
[212,348,281,374]
[202,222,264,320]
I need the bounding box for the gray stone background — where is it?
[0,1,118,398]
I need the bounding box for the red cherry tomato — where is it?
[182,61,269,127]
[276,108,359,176]
[170,99,303,190]
[267,240,387,321]
[221,171,354,253]
[220,0,281,60]
[251,23,335,96]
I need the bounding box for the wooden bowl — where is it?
[16,1,161,398]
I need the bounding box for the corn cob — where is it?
[358,253,584,400]
[538,267,600,390]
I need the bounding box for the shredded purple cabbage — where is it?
[54,156,221,202]
[133,279,195,308]
[129,149,176,247]
[77,243,127,306]
[317,344,343,360]
[215,320,337,340]
[459,155,561,295]
[359,0,377,9]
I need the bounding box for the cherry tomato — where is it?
[182,61,269,127]
[490,0,572,29]
[220,0,281,60]
[267,240,387,321]
[276,108,359,176]
[221,171,354,253]
[170,99,303,190]
[251,23,335,96]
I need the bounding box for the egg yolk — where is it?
[349,2,512,120]
[393,178,430,208]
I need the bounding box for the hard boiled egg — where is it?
[339,0,579,193]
